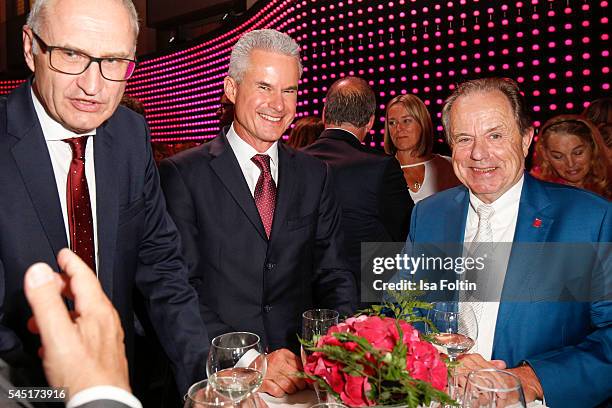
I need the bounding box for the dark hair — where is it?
[323,77,376,128]
[287,116,324,149]
[120,95,145,115]
[582,98,612,126]
[383,94,433,156]
[442,77,532,145]
[533,114,610,198]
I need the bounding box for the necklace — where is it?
[397,157,428,192]
[399,158,433,168]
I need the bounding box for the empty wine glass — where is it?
[301,309,339,402]
[184,379,235,407]
[426,302,478,400]
[463,368,527,408]
[301,309,339,358]
[206,332,267,404]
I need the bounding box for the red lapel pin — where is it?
[532,218,542,228]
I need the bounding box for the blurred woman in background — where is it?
[384,94,460,203]
[287,116,324,149]
[532,115,610,199]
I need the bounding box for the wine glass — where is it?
[301,309,339,358]
[206,332,267,404]
[462,368,527,407]
[301,309,339,402]
[425,302,478,400]
[184,379,236,407]
[184,379,265,408]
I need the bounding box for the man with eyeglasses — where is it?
[0,0,208,401]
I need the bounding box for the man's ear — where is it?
[224,76,238,104]
[22,26,36,73]
[522,127,535,157]
[365,114,375,133]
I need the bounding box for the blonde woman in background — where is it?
[532,114,610,199]
[384,94,460,203]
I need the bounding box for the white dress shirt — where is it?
[462,176,524,359]
[226,123,278,196]
[67,386,142,408]
[30,89,99,271]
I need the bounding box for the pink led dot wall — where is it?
[0,0,609,147]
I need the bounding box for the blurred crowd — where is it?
[135,93,610,201]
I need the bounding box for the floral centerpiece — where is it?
[301,294,455,407]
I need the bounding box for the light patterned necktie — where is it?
[251,154,277,238]
[64,136,96,272]
[472,204,495,245]
[461,204,495,323]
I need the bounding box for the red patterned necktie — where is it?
[64,136,96,272]
[251,154,277,238]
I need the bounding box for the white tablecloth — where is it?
[260,390,547,408]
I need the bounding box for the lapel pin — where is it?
[532,218,542,228]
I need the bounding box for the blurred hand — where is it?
[506,364,543,402]
[24,248,130,398]
[260,348,307,397]
[455,353,507,394]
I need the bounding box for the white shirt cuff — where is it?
[66,386,142,408]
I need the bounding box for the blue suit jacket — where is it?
[0,80,208,393]
[408,174,611,407]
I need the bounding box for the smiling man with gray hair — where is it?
[160,29,357,396]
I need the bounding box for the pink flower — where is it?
[341,374,374,407]
[406,339,448,391]
[304,315,449,406]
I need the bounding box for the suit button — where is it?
[264,305,272,313]
[265,262,276,270]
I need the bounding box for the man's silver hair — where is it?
[442,77,532,145]
[228,29,302,83]
[27,0,140,53]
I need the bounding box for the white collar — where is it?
[469,175,524,214]
[30,87,96,141]
[226,123,278,165]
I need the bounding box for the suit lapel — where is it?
[493,174,554,353]
[446,188,470,243]
[92,125,118,297]
[269,144,296,241]
[209,133,267,240]
[8,81,67,262]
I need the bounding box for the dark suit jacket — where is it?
[302,129,413,297]
[0,80,207,393]
[408,173,612,407]
[159,129,357,352]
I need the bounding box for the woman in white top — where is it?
[384,94,460,203]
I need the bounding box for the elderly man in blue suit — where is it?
[406,78,611,407]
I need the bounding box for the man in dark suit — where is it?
[159,29,357,396]
[0,0,207,394]
[303,77,413,302]
[405,78,611,406]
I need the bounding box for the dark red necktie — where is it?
[64,136,96,272]
[251,154,277,238]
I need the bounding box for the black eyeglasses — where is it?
[31,31,137,82]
